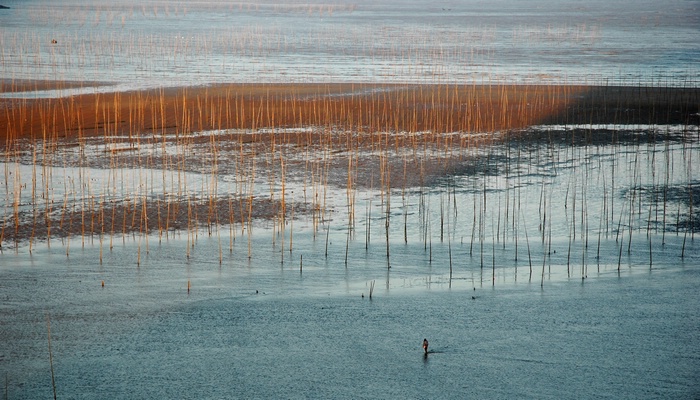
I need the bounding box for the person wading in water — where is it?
[423,338,429,355]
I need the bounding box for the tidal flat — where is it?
[1,0,699,398]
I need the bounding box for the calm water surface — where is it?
[2,237,699,399]
[0,0,698,89]
[1,0,699,398]
[2,132,700,397]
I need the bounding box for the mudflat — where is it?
[2,82,698,247]
[2,82,698,143]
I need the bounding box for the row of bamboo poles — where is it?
[1,82,698,282]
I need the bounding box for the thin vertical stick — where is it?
[325,222,330,258]
[46,313,57,400]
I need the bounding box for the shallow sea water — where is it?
[1,0,700,398]
[2,124,700,398]
[2,235,699,399]
[1,0,698,91]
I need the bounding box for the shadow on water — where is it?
[547,86,700,127]
[630,181,700,234]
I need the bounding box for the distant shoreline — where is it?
[1,81,698,142]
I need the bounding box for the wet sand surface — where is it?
[0,79,109,94]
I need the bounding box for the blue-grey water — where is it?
[1,0,700,398]
[2,233,699,399]
[1,0,698,89]
[2,128,700,398]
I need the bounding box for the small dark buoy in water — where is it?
[51,39,57,44]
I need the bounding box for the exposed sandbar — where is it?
[0,79,109,94]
